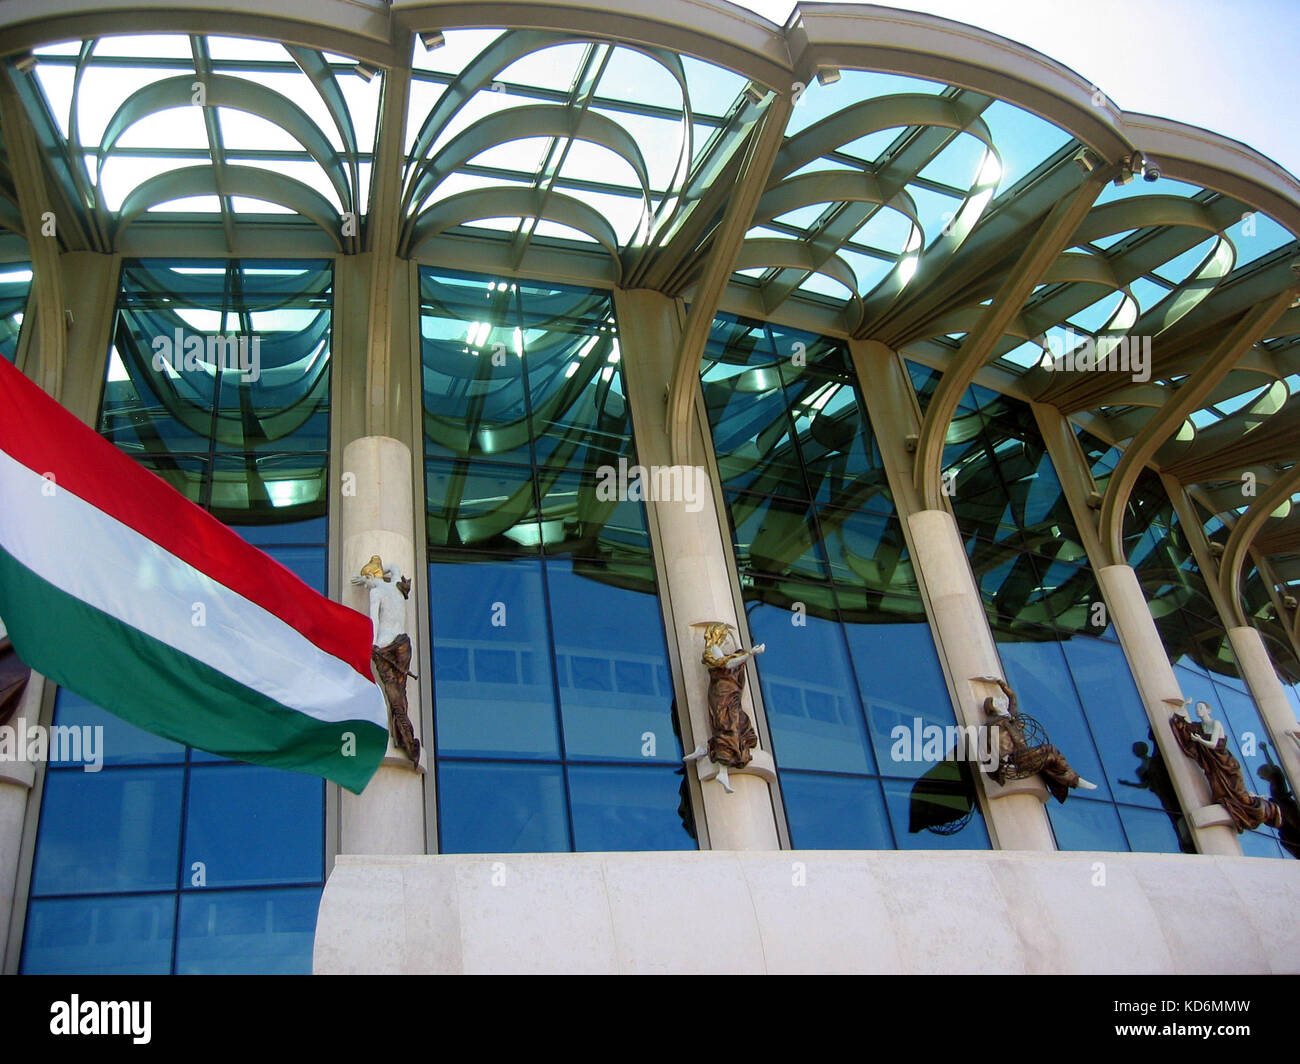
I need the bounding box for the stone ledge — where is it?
[313,848,1300,975]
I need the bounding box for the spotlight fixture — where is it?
[420,31,445,51]
[815,66,841,86]
[1085,490,1103,510]
[13,53,37,74]
[742,81,765,105]
[354,62,378,82]
[1285,594,1298,610]
[1209,541,1225,557]
[903,433,919,453]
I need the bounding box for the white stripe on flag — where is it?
[0,447,385,728]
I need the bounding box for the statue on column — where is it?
[1170,700,1281,833]
[352,555,420,765]
[981,678,1097,802]
[683,622,765,794]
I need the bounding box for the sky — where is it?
[729,0,1300,180]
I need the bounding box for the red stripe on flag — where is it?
[0,356,375,681]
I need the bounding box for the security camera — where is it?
[1143,166,1160,182]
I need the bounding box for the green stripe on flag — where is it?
[0,544,387,793]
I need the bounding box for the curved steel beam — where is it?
[114,164,344,247]
[1221,464,1300,627]
[913,170,1107,510]
[408,185,622,278]
[1098,287,1297,566]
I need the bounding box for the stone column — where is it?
[907,508,1056,850]
[613,288,780,850]
[0,669,43,970]
[1095,564,1241,855]
[1226,624,1300,802]
[337,435,426,854]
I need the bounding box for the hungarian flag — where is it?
[0,355,388,792]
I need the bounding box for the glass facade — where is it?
[420,267,694,854]
[21,259,333,973]
[702,316,989,849]
[0,262,31,363]
[1096,444,1293,858]
[916,367,1189,853]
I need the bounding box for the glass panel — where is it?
[22,895,175,975]
[175,887,320,974]
[568,766,697,851]
[1117,804,1186,854]
[183,766,323,887]
[545,559,678,763]
[781,772,893,849]
[31,768,184,895]
[429,557,560,759]
[881,773,989,850]
[1047,797,1129,851]
[437,761,570,853]
[747,598,874,774]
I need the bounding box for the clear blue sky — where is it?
[732,0,1300,180]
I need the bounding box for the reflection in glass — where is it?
[23,895,175,975]
[422,268,689,853]
[176,887,320,975]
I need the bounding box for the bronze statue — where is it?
[352,555,420,765]
[683,621,765,793]
[982,678,1097,802]
[1170,701,1281,833]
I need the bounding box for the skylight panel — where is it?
[33,41,84,56]
[466,136,551,176]
[267,161,346,211]
[427,89,535,158]
[410,29,504,75]
[97,156,196,211]
[216,108,306,154]
[796,272,854,301]
[1153,235,1222,285]
[1066,289,1126,333]
[568,189,647,245]
[557,137,645,193]
[785,69,945,139]
[113,105,211,151]
[838,247,894,293]
[588,108,683,190]
[336,71,382,152]
[1095,175,1203,207]
[146,195,222,213]
[850,206,913,255]
[32,64,76,138]
[916,131,988,191]
[497,43,588,93]
[204,36,291,63]
[254,72,347,153]
[837,128,903,166]
[978,99,1072,191]
[90,34,194,59]
[595,48,683,110]
[680,56,747,120]
[1227,211,1296,270]
[532,219,599,243]
[78,66,179,145]
[416,171,530,214]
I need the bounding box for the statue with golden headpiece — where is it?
[352,555,419,764]
[682,621,765,793]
